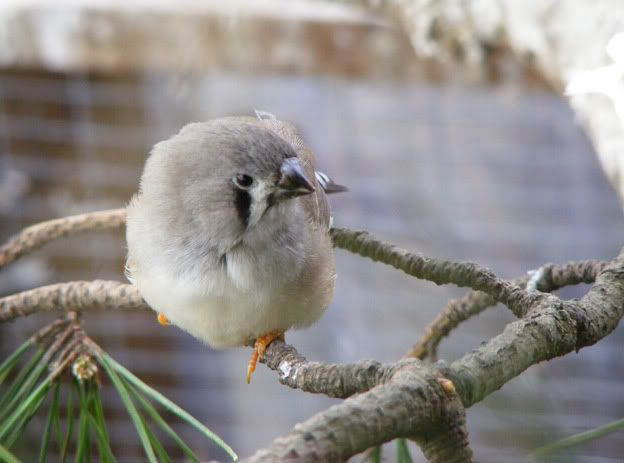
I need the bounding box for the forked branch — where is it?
[1,210,623,462]
[408,260,610,361]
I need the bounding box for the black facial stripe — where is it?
[234,189,251,227]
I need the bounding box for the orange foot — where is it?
[246,331,285,384]
[157,313,170,326]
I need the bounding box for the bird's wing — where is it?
[315,171,348,194]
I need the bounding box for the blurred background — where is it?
[0,1,623,462]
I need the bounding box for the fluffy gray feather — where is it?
[126,116,340,348]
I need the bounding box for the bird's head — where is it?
[140,119,316,252]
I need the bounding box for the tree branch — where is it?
[261,340,398,398]
[447,253,624,408]
[1,211,622,462]
[0,281,147,322]
[0,210,535,312]
[0,209,126,270]
[245,359,473,463]
[408,260,609,360]
[248,251,622,461]
[412,387,473,463]
[330,227,538,313]
[0,211,540,321]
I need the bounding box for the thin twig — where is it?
[0,281,148,322]
[49,326,87,373]
[0,210,534,314]
[0,209,126,270]
[30,318,71,344]
[40,324,76,365]
[330,227,539,313]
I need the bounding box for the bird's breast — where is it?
[137,258,324,349]
[129,200,335,349]
[223,236,305,291]
[135,232,331,348]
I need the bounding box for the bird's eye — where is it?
[233,174,254,189]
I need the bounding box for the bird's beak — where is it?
[274,157,315,201]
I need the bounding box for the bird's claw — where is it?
[246,331,284,384]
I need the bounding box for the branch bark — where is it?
[330,227,538,314]
[260,341,397,398]
[1,210,622,461]
[0,209,126,270]
[447,252,624,408]
[0,281,147,322]
[248,355,473,463]
[408,260,609,360]
[0,211,537,321]
[250,251,623,462]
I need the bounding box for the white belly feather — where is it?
[133,232,327,348]
[127,191,334,349]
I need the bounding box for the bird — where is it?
[125,111,346,383]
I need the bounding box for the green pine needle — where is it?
[87,414,117,463]
[0,340,33,385]
[127,380,200,463]
[0,348,44,416]
[396,439,413,463]
[75,381,93,463]
[86,381,117,463]
[0,443,21,463]
[365,446,382,463]
[145,420,173,463]
[0,335,238,463]
[97,353,158,463]
[0,362,47,433]
[0,368,53,442]
[38,381,61,463]
[98,352,238,461]
[530,417,624,458]
[3,377,50,449]
[60,385,75,463]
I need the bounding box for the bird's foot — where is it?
[157,313,170,326]
[246,331,285,384]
